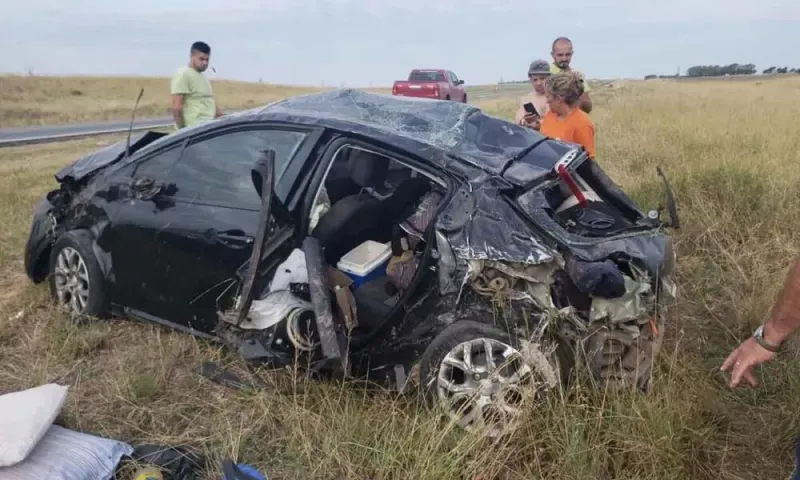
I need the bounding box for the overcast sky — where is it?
[2,0,798,87]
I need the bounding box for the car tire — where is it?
[463,94,468,103]
[445,95,450,101]
[48,229,109,320]
[417,320,558,437]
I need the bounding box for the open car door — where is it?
[220,149,350,376]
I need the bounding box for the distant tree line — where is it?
[762,66,800,74]
[645,63,800,80]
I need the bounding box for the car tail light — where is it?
[556,164,588,208]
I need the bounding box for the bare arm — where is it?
[578,92,593,114]
[171,94,185,129]
[721,257,800,387]
[763,257,800,345]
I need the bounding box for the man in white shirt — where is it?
[514,59,551,127]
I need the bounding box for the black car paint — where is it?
[24,89,674,389]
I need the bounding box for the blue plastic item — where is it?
[343,257,390,288]
[221,459,267,480]
[336,240,392,288]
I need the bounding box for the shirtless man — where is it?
[514,59,551,128]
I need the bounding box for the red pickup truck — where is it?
[391,69,468,103]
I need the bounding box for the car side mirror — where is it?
[458,79,465,85]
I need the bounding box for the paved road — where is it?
[0,84,529,148]
[0,117,175,147]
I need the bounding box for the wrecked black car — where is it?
[24,89,678,436]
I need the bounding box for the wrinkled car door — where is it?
[145,126,313,333]
[102,126,312,334]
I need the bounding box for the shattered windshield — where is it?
[263,89,546,173]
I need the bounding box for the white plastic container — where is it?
[336,240,392,287]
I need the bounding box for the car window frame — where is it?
[166,126,307,211]
[159,123,316,211]
[108,139,189,182]
[299,134,454,237]
[110,121,324,211]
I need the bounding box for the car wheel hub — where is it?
[53,246,90,314]
[436,337,540,437]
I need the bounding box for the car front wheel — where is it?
[48,230,109,319]
[418,320,558,438]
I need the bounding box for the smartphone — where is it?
[523,102,539,117]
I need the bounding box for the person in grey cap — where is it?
[514,59,551,127]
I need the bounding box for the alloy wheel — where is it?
[53,246,90,315]
[436,337,544,437]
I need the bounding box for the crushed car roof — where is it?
[56,89,576,187]
[227,89,556,177]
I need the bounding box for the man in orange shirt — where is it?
[524,70,596,159]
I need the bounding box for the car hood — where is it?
[54,130,168,183]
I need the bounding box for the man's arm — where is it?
[578,93,593,114]
[171,95,185,129]
[721,257,800,387]
[762,257,800,345]
[215,99,223,118]
[170,69,190,129]
[577,73,593,113]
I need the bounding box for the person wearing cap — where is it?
[514,59,551,128]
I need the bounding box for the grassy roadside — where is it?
[2,77,800,479]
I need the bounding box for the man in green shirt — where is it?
[170,41,223,130]
[550,37,593,114]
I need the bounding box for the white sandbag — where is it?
[0,424,134,480]
[0,383,69,467]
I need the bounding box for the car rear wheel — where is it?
[418,321,557,438]
[48,230,109,320]
[580,313,666,392]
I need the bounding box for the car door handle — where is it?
[216,230,254,245]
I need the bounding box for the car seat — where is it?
[311,149,390,263]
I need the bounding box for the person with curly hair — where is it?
[524,70,596,159]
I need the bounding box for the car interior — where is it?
[541,160,646,238]
[308,145,447,335]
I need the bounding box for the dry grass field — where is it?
[0,74,524,128]
[0,75,370,127]
[2,76,800,479]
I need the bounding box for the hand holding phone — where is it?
[523,102,539,117]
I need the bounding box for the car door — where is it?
[151,126,313,332]
[449,71,465,100]
[98,141,188,319]
[103,125,312,334]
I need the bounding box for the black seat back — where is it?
[311,149,390,262]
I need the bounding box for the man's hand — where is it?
[720,336,777,388]
[520,113,541,130]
